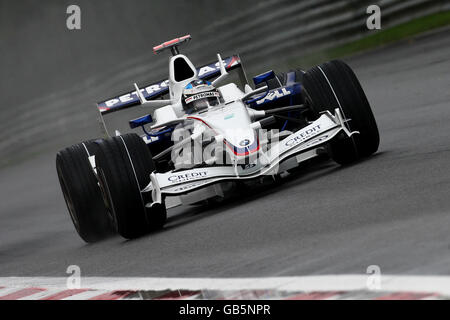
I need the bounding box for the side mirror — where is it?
[253,70,275,86]
[129,114,153,129]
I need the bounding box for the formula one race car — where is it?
[56,35,379,242]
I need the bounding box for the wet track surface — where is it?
[1,29,450,277]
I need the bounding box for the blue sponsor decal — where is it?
[247,84,302,109]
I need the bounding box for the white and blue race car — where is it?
[56,35,379,242]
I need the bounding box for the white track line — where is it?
[0,275,450,296]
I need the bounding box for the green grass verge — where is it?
[286,10,450,69]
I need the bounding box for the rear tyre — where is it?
[302,60,379,165]
[95,133,167,239]
[56,141,113,243]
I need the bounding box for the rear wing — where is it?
[97,54,245,115]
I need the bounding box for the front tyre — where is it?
[303,60,380,165]
[95,133,167,239]
[56,141,113,243]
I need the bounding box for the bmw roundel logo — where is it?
[239,139,250,147]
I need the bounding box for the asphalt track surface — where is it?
[1,28,450,278]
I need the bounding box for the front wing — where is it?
[145,108,357,206]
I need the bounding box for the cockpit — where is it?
[182,80,222,114]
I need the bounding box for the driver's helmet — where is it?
[182,80,221,113]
